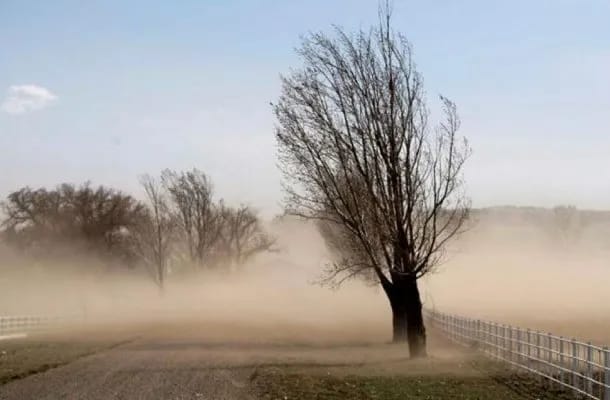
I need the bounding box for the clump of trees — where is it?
[274,6,470,357]
[132,169,275,290]
[1,183,145,265]
[0,169,274,291]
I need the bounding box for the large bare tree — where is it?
[274,7,470,357]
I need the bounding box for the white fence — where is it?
[426,309,610,400]
[0,315,61,336]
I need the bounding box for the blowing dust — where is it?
[422,208,610,343]
[1,210,609,344]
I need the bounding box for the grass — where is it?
[252,364,582,400]
[252,369,531,399]
[0,331,134,384]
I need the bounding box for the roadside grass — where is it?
[252,365,580,400]
[253,370,527,399]
[0,328,136,385]
[250,353,580,400]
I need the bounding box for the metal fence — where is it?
[426,309,610,400]
[0,315,60,336]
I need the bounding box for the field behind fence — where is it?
[426,309,610,400]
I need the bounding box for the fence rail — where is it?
[0,315,62,336]
[426,309,610,400]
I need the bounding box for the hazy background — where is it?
[2,209,609,344]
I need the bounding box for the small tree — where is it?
[218,204,276,267]
[132,175,175,291]
[274,6,470,357]
[161,169,223,269]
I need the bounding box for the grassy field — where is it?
[254,372,525,399]
[0,325,137,385]
[250,357,579,400]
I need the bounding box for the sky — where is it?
[0,0,609,216]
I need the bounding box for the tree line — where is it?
[0,169,274,290]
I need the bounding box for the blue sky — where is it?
[1,0,609,215]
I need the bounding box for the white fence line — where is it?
[425,309,610,400]
[0,315,63,336]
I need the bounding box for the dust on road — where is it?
[0,323,475,400]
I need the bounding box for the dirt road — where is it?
[0,337,267,399]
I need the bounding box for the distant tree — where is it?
[551,205,581,245]
[160,169,275,269]
[131,175,175,291]
[0,172,276,277]
[1,183,145,264]
[161,169,223,268]
[218,204,276,268]
[274,6,470,357]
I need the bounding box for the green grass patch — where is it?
[252,370,532,400]
[0,335,131,384]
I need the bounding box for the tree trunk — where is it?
[404,277,426,358]
[391,305,408,342]
[385,275,427,358]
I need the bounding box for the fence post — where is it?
[462,317,466,342]
[487,323,491,356]
[603,347,610,400]
[559,337,564,386]
[548,333,554,389]
[494,323,499,359]
[536,331,542,382]
[587,342,593,395]
[508,326,513,363]
[526,328,532,367]
[572,339,578,394]
[517,328,522,364]
[447,315,454,340]
[503,325,508,361]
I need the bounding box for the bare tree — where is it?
[274,6,470,357]
[218,205,276,267]
[132,175,175,291]
[552,205,581,245]
[161,169,223,269]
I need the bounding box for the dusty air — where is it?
[1,1,608,399]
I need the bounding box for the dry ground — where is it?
[0,320,579,400]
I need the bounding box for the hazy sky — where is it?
[1,0,609,215]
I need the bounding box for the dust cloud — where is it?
[2,209,610,344]
[0,218,388,344]
[422,208,610,343]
